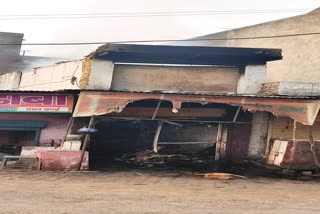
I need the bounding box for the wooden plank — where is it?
[215,123,223,161]
[77,116,95,171]
[215,124,228,161]
[274,140,288,166]
[232,106,241,122]
[152,100,162,119]
[153,121,163,153]
[3,156,36,159]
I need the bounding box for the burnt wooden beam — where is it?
[77,116,95,171]
[108,107,227,118]
[152,120,163,153]
[152,99,162,120]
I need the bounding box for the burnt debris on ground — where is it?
[113,147,217,172]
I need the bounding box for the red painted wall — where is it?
[272,140,320,170]
[0,113,71,146]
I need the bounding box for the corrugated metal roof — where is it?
[73,91,320,125]
[0,87,318,100]
[89,90,320,100]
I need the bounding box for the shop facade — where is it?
[0,93,74,156]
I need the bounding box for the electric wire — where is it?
[1,31,320,46]
[0,9,312,20]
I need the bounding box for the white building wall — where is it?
[237,65,267,94]
[18,60,83,91]
[0,71,21,90]
[176,9,320,83]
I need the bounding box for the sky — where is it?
[0,0,319,59]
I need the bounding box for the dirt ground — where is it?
[0,169,320,214]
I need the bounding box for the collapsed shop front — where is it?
[72,91,320,171]
[267,115,320,170]
[88,101,251,170]
[0,93,74,158]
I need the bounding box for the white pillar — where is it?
[237,65,267,95]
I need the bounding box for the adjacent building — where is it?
[174,8,320,169]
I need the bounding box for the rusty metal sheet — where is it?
[37,151,89,171]
[73,91,320,125]
[267,139,320,170]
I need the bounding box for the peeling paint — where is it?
[279,106,305,113]
[79,57,92,89]
[37,151,89,170]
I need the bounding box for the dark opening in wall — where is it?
[85,99,252,170]
[0,130,36,158]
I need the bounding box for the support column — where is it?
[247,111,269,160]
[152,120,163,153]
[237,65,267,95]
[77,116,95,171]
[34,128,41,146]
[215,124,228,161]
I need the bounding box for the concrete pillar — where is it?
[237,65,267,95]
[88,59,114,90]
[247,111,269,160]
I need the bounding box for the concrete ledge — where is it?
[260,81,320,96]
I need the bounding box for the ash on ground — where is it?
[113,147,217,172]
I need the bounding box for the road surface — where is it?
[0,169,319,214]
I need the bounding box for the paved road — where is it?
[0,169,319,214]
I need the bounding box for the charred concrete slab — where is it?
[92,43,282,66]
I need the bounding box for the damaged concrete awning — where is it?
[73,91,320,125]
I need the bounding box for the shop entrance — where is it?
[0,130,36,155]
[90,120,142,169]
[0,121,46,158]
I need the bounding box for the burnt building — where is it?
[69,43,287,169]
